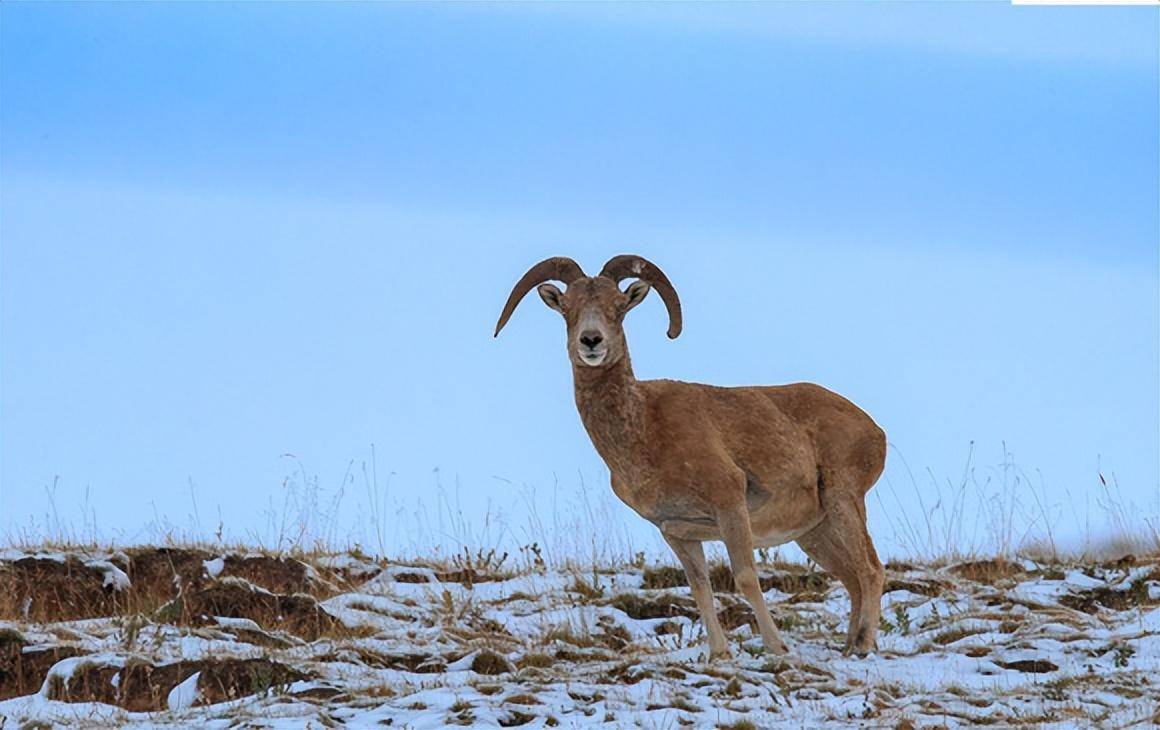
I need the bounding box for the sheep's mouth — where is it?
[579,349,607,366]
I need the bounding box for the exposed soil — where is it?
[884,578,947,597]
[996,658,1059,674]
[606,593,697,621]
[0,557,125,622]
[167,578,338,641]
[1059,573,1160,614]
[126,548,339,598]
[0,630,81,700]
[44,657,305,711]
[0,548,344,624]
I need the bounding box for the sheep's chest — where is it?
[609,469,715,529]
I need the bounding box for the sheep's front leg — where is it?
[662,532,730,660]
[718,506,789,656]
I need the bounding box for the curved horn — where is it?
[599,255,682,339]
[494,256,587,337]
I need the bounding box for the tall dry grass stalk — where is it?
[5,442,1156,567]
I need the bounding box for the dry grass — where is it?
[640,563,831,595]
[947,558,1026,584]
[1059,575,1158,614]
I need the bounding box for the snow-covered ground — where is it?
[1,548,1157,728]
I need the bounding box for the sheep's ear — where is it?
[537,283,565,314]
[624,280,651,312]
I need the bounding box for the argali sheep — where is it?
[494,255,887,658]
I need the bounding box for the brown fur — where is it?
[497,258,887,657]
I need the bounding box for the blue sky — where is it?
[2,3,1157,558]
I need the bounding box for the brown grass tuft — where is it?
[515,652,554,669]
[606,592,696,621]
[470,650,514,676]
[948,558,1025,584]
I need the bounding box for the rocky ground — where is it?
[1,546,1158,728]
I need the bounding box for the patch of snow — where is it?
[212,616,263,631]
[38,654,125,697]
[1139,606,1160,631]
[445,651,480,672]
[85,560,131,591]
[202,557,225,578]
[167,671,200,712]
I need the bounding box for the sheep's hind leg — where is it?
[662,532,730,660]
[796,496,884,656]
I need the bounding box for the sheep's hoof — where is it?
[842,640,877,658]
[765,639,789,656]
[708,646,732,662]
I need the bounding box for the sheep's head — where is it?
[494,255,682,369]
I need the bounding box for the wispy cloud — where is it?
[469,2,1156,67]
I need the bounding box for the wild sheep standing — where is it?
[495,255,887,657]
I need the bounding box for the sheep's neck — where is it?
[572,354,645,477]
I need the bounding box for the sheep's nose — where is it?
[579,331,604,349]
